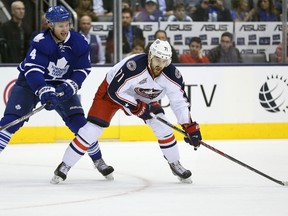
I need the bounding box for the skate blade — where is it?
[104,173,114,181]
[177,176,192,184]
[50,175,64,184]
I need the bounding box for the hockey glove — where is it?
[37,86,59,111]
[55,79,78,101]
[131,100,164,120]
[182,122,202,149]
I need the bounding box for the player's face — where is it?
[149,56,168,77]
[52,21,70,42]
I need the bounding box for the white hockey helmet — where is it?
[149,39,172,67]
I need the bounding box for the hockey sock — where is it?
[0,130,12,153]
[63,135,90,167]
[158,134,180,163]
[62,121,103,167]
[88,141,102,161]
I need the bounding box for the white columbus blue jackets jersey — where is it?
[17,29,91,92]
[107,53,193,124]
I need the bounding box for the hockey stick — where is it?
[0,103,46,132]
[0,92,64,132]
[150,113,288,186]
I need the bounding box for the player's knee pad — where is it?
[77,121,104,145]
[146,114,173,139]
[66,114,87,134]
[0,115,24,134]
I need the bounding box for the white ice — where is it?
[0,139,288,216]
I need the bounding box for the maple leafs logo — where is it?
[47,57,70,79]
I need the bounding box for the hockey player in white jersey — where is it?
[51,39,202,184]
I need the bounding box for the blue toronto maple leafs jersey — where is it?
[17,29,91,92]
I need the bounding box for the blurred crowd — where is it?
[0,0,287,64]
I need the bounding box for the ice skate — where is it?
[50,162,71,184]
[94,158,114,180]
[169,161,192,184]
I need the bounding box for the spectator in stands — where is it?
[92,0,132,19]
[145,30,179,63]
[275,31,288,63]
[230,0,255,21]
[179,37,209,64]
[251,0,280,21]
[75,0,98,21]
[0,1,31,63]
[167,2,193,22]
[157,0,174,18]
[30,13,49,40]
[274,0,283,18]
[134,0,164,22]
[79,15,105,64]
[275,43,288,63]
[207,32,242,63]
[66,0,78,9]
[93,0,105,15]
[122,0,132,9]
[126,38,146,57]
[192,0,210,21]
[105,7,144,63]
[208,0,233,21]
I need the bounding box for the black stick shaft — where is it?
[151,114,287,186]
[0,104,46,132]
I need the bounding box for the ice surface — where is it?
[0,139,288,216]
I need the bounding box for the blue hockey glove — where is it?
[131,100,164,120]
[37,86,59,111]
[182,122,202,149]
[55,79,78,101]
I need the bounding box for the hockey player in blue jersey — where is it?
[51,39,202,184]
[0,5,114,180]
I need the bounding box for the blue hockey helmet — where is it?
[45,5,70,23]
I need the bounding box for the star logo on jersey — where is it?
[134,88,162,99]
[47,57,70,79]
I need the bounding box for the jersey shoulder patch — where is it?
[31,30,56,55]
[163,64,182,80]
[121,54,147,73]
